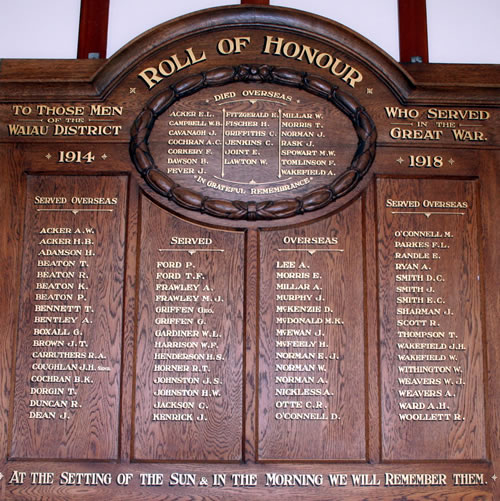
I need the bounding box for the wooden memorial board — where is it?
[0,5,499,499]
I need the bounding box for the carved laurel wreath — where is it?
[130,64,377,220]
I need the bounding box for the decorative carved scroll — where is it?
[130,64,377,220]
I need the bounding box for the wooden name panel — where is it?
[0,5,498,500]
[258,201,366,461]
[10,175,127,460]
[134,198,244,461]
[377,177,486,461]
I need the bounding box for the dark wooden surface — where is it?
[377,177,486,461]
[133,198,244,461]
[0,5,498,500]
[258,201,366,461]
[10,175,127,460]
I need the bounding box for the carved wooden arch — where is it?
[130,64,377,220]
[95,6,416,103]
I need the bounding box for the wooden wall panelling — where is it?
[377,177,486,461]
[0,145,27,463]
[133,197,245,461]
[10,174,128,460]
[0,5,498,499]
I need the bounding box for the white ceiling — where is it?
[0,0,498,63]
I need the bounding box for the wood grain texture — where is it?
[120,176,138,462]
[363,182,382,463]
[10,175,127,460]
[258,199,366,460]
[480,150,500,501]
[0,461,493,500]
[133,196,245,461]
[130,64,376,220]
[377,177,486,461]
[0,145,26,462]
[245,229,258,462]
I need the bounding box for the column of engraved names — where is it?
[273,237,343,422]
[258,204,366,460]
[161,108,214,176]
[134,201,243,460]
[11,175,125,459]
[149,88,340,196]
[29,212,96,421]
[152,242,225,424]
[218,100,337,188]
[378,178,486,460]
[279,111,337,179]
[21,198,119,421]
[221,106,273,182]
[392,224,461,423]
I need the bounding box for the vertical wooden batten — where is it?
[77,0,110,59]
[241,0,270,5]
[398,0,429,63]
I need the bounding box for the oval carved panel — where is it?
[130,64,377,220]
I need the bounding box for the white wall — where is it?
[271,0,399,61]
[427,0,500,63]
[0,0,498,63]
[106,0,399,60]
[0,0,81,58]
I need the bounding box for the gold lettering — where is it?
[426,108,490,120]
[138,48,207,89]
[262,36,363,87]
[390,127,443,140]
[36,105,84,116]
[89,105,123,116]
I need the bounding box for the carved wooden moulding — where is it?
[130,64,377,220]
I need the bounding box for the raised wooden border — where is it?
[1,7,497,106]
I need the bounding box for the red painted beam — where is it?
[398,0,429,63]
[77,0,110,59]
[241,0,270,4]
